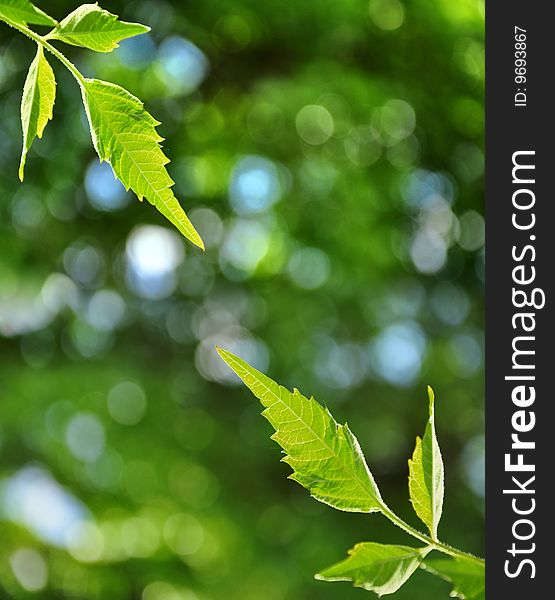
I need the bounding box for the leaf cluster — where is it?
[218,349,485,598]
[0,0,204,248]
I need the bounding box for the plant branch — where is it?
[379,502,484,566]
[3,18,86,86]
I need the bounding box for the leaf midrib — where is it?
[85,83,166,199]
[21,53,39,145]
[424,420,442,535]
[346,551,420,570]
[56,25,145,37]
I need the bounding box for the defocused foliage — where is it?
[0,0,484,598]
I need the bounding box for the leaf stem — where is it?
[379,502,484,566]
[3,19,86,86]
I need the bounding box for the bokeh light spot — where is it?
[157,36,208,95]
[295,105,334,145]
[122,517,161,558]
[63,242,105,288]
[373,99,415,145]
[229,156,282,215]
[86,289,126,331]
[369,321,427,386]
[344,126,382,166]
[461,435,485,498]
[66,521,104,563]
[163,513,205,556]
[85,161,128,211]
[107,381,148,426]
[0,466,88,547]
[287,247,330,290]
[458,210,485,251]
[447,332,483,377]
[10,548,48,591]
[126,225,185,299]
[431,282,470,326]
[410,230,447,274]
[220,220,271,276]
[369,0,405,31]
[66,413,106,462]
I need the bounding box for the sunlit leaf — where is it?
[0,0,55,26]
[316,542,428,596]
[217,348,383,512]
[51,3,150,53]
[81,78,204,248]
[19,45,56,180]
[408,386,444,539]
[423,557,485,600]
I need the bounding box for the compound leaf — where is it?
[51,3,150,53]
[422,557,485,600]
[217,348,383,513]
[408,386,444,539]
[316,542,427,596]
[81,78,203,249]
[19,45,56,180]
[0,0,55,27]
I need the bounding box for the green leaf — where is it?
[217,348,383,512]
[422,557,485,600]
[81,78,204,249]
[51,3,150,53]
[19,45,56,181]
[0,0,55,26]
[408,386,444,539]
[316,542,428,596]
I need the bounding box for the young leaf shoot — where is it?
[408,386,445,540]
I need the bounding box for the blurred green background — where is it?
[0,0,484,598]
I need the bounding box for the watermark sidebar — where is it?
[486,1,552,597]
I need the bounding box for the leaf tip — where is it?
[194,235,205,251]
[216,346,229,361]
[426,386,436,416]
[216,347,240,369]
[216,348,245,381]
[181,217,205,250]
